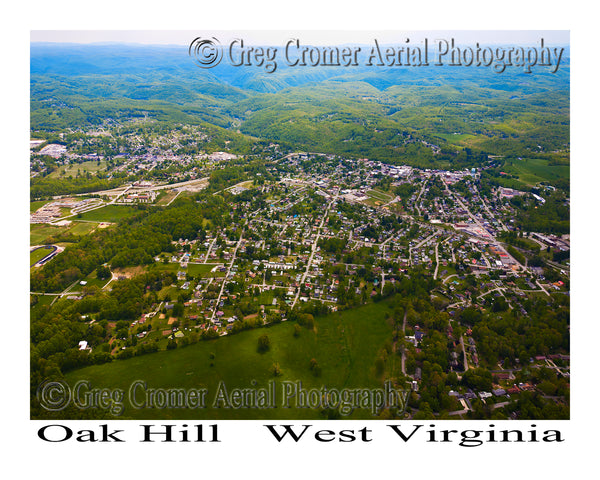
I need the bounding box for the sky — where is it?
[30,30,570,46]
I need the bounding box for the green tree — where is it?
[257,334,271,353]
[96,265,111,280]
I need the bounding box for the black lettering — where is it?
[387,424,423,442]
[141,424,174,442]
[76,429,96,442]
[359,427,373,442]
[38,424,72,442]
[100,424,125,442]
[264,424,311,442]
[339,429,356,442]
[314,429,335,442]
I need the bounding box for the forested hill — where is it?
[30,42,570,167]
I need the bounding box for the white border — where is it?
[4,1,597,477]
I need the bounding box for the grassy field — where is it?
[187,263,222,276]
[68,221,98,236]
[64,299,400,419]
[30,200,49,212]
[31,220,100,245]
[150,262,224,277]
[366,189,395,203]
[502,157,569,186]
[30,294,55,314]
[76,205,140,223]
[30,224,67,245]
[30,247,53,266]
[49,160,108,179]
[81,268,111,289]
[155,190,179,206]
[435,133,478,145]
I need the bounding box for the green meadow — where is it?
[65,299,401,420]
[48,159,108,179]
[30,247,53,266]
[76,205,140,223]
[30,200,49,212]
[68,221,98,236]
[30,224,67,245]
[502,157,570,186]
[30,220,99,245]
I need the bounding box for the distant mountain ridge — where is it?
[31,42,569,94]
[30,42,570,167]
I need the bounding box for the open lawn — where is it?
[30,294,55,314]
[82,269,111,289]
[30,224,68,245]
[366,189,395,203]
[67,221,98,236]
[65,298,399,419]
[30,200,49,212]
[48,160,108,179]
[503,157,569,186]
[76,205,140,223]
[31,220,100,245]
[435,133,478,146]
[30,246,53,266]
[150,262,225,277]
[155,190,179,206]
[187,263,222,276]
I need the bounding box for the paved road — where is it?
[536,279,550,296]
[433,242,440,280]
[401,309,407,375]
[70,177,210,198]
[292,190,339,308]
[165,189,183,206]
[414,177,428,217]
[474,184,508,232]
[203,237,217,263]
[441,177,494,241]
[477,286,505,300]
[211,229,244,322]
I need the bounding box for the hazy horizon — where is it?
[30,30,570,47]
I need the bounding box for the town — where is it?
[30,123,570,420]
